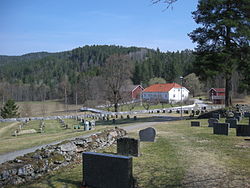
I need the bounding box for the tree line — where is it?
[0,45,197,107]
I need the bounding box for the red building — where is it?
[208,88,225,104]
[126,85,144,99]
[130,85,144,99]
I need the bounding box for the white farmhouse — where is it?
[142,83,189,103]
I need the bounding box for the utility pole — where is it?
[180,76,183,118]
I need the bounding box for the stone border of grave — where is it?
[0,128,126,187]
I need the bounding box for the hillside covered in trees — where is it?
[0,45,196,105]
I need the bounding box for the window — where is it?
[173,94,175,98]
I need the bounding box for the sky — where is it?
[0,0,199,56]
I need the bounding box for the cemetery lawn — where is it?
[0,119,113,154]
[19,118,250,188]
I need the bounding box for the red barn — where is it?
[130,85,144,99]
[209,88,225,104]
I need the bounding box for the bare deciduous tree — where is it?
[102,54,132,112]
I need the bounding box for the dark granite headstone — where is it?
[235,116,241,122]
[83,152,133,188]
[139,127,156,142]
[117,137,140,157]
[225,118,237,128]
[212,113,220,119]
[244,112,250,118]
[236,125,250,136]
[208,118,219,127]
[191,121,200,127]
[213,123,229,135]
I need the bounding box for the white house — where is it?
[142,83,189,103]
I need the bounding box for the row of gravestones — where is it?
[57,117,69,129]
[12,120,32,136]
[82,127,156,188]
[39,121,45,133]
[191,112,250,136]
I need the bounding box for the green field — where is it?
[16,118,250,188]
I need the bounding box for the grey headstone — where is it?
[84,122,89,131]
[117,137,140,157]
[213,123,229,135]
[208,118,219,127]
[191,121,200,127]
[139,127,156,142]
[236,125,250,136]
[225,118,237,128]
[83,152,133,188]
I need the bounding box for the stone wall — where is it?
[0,128,126,187]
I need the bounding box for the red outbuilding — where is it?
[208,88,225,104]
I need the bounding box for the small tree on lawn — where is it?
[0,99,20,119]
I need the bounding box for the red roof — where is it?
[143,83,182,92]
[210,88,225,93]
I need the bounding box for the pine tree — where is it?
[0,99,20,119]
[189,0,250,107]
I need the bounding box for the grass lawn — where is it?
[18,118,250,188]
[0,119,114,154]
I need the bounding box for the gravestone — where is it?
[139,127,156,142]
[127,115,130,119]
[133,116,137,121]
[236,125,250,136]
[84,121,89,131]
[212,112,220,120]
[112,119,116,124]
[244,112,250,117]
[83,152,133,188]
[235,116,241,122]
[117,137,140,157]
[163,110,166,113]
[225,118,237,128]
[208,118,219,127]
[191,121,200,127]
[213,123,229,135]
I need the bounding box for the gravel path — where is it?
[0,116,181,164]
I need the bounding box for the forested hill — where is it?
[0,45,195,103]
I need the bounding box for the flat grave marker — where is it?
[191,121,200,127]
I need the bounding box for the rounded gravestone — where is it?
[139,127,156,142]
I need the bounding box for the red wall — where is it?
[132,86,143,99]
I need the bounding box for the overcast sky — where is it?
[0,0,198,55]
